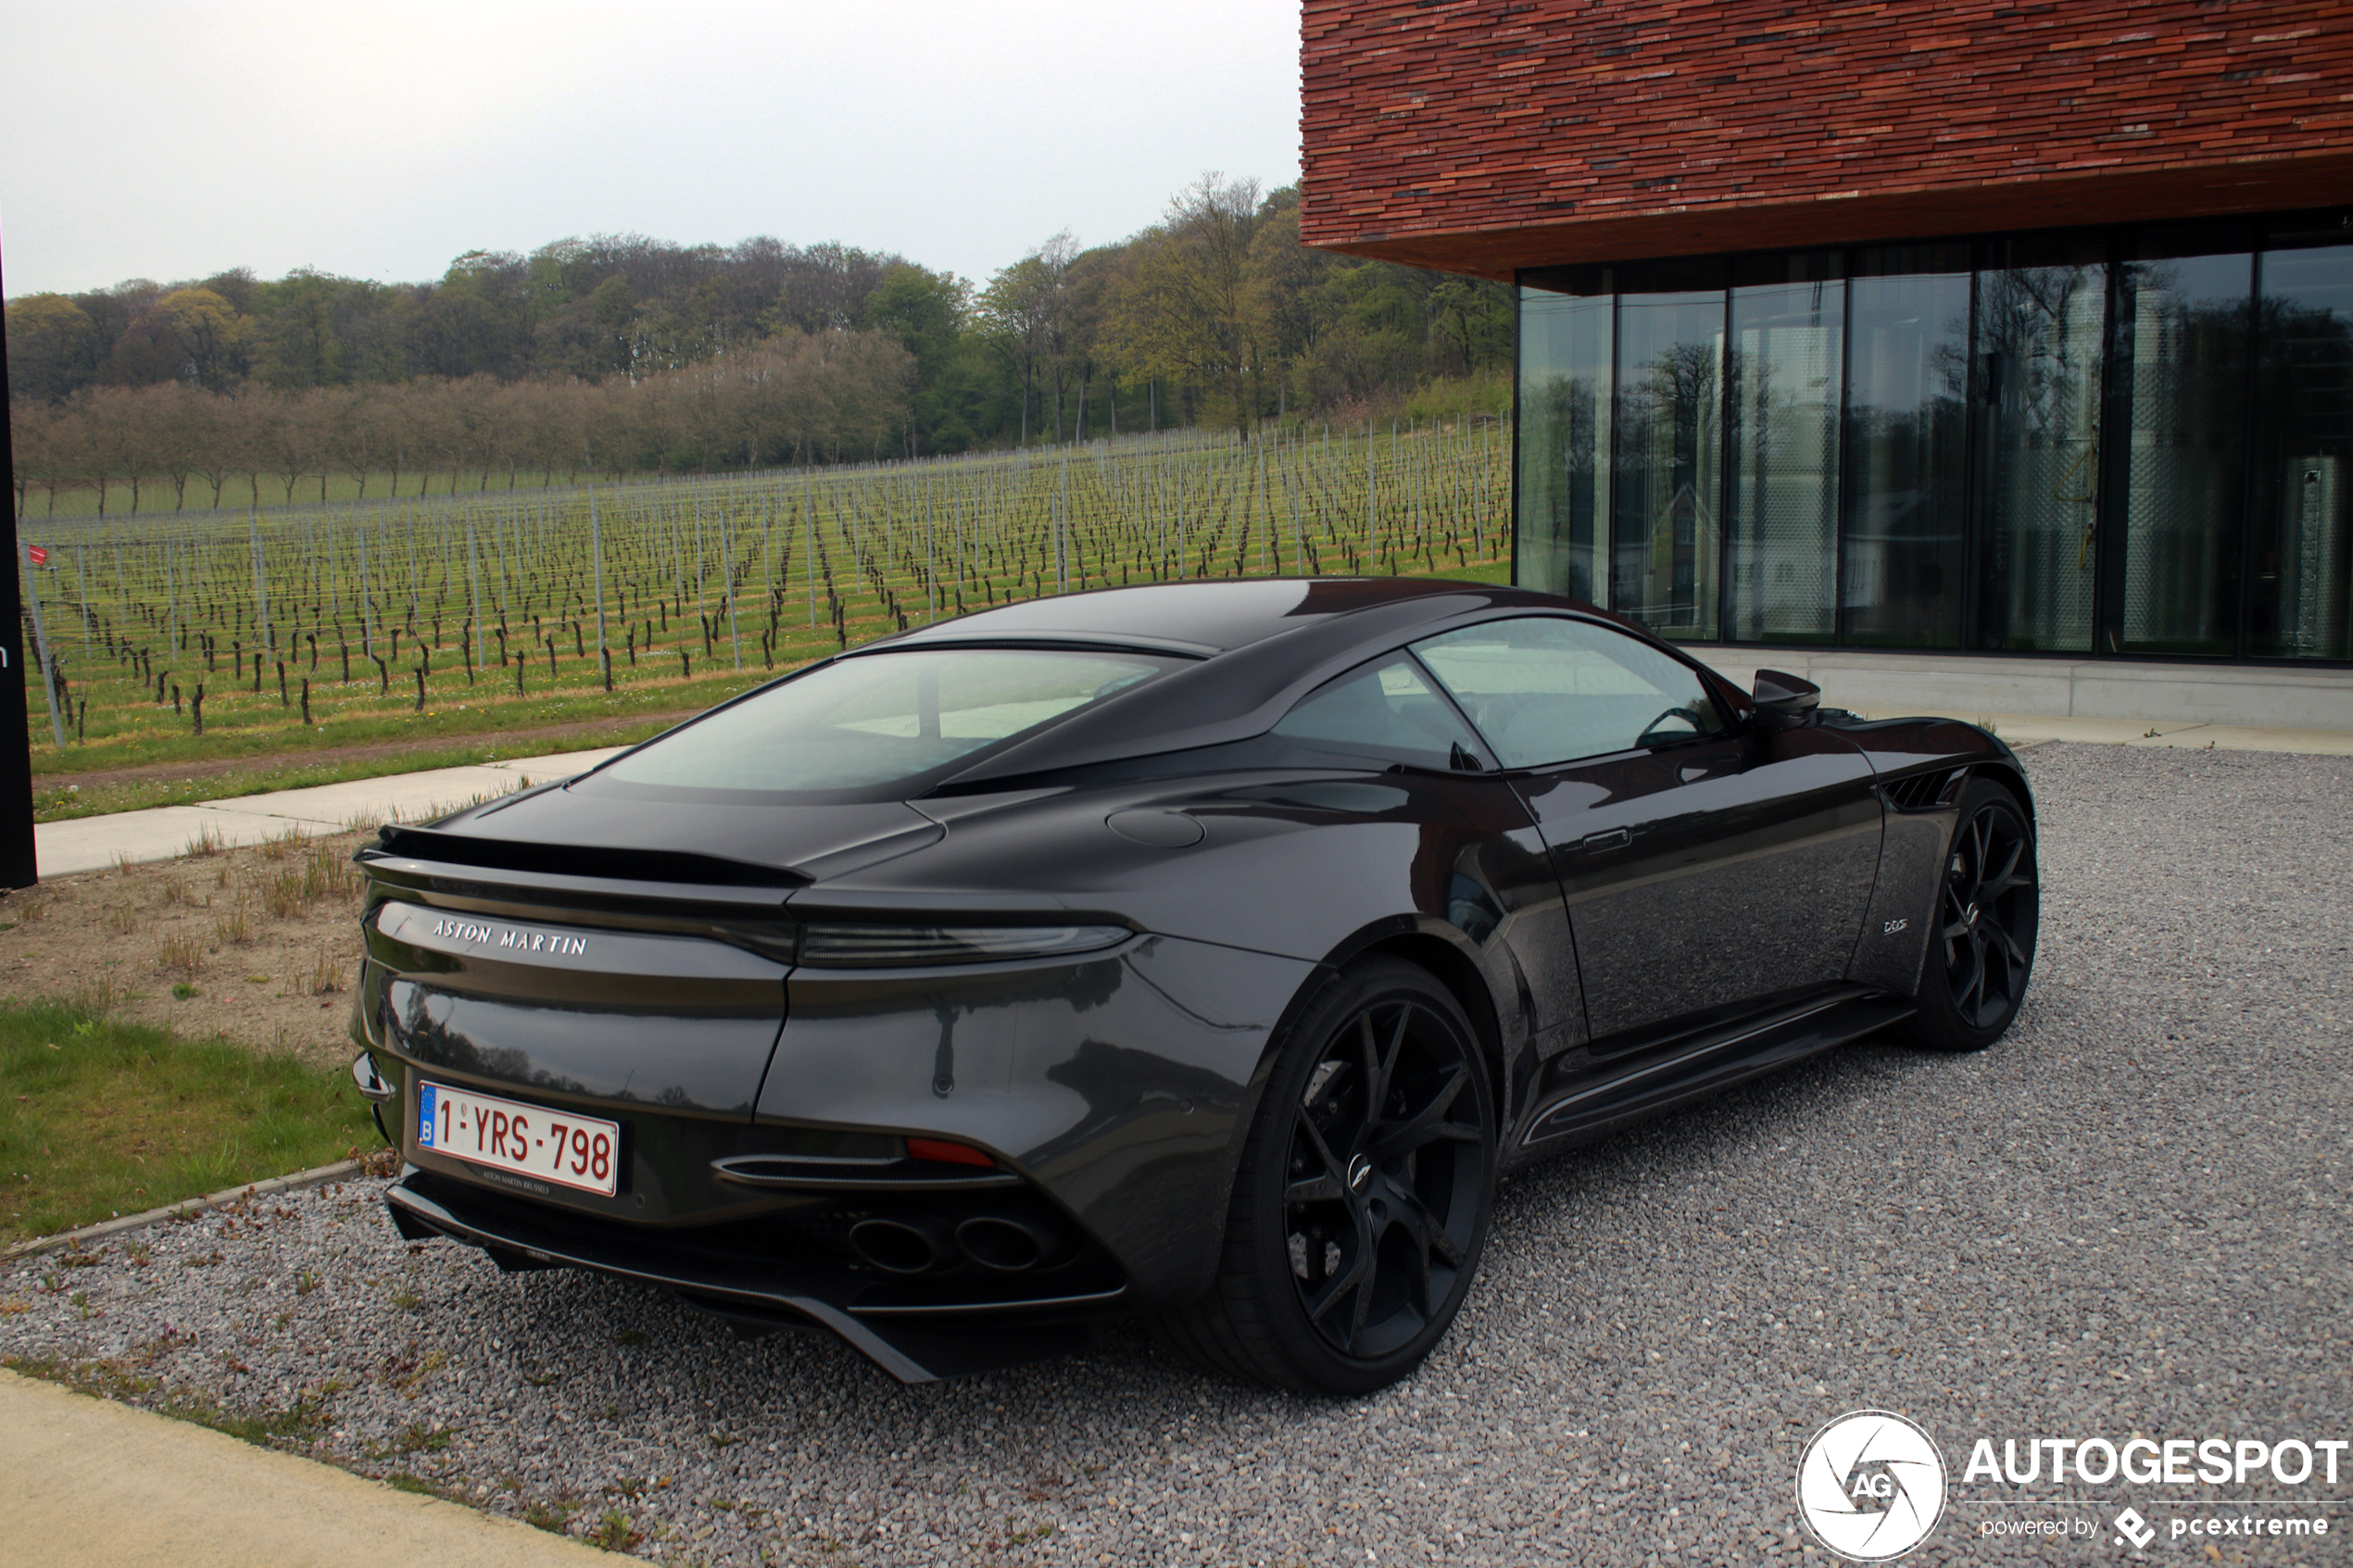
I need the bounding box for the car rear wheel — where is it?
[1905,776,2038,1052]
[1156,957,1497,1395]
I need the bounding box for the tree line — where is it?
[8,176,1512,514]
[10,332,915,517]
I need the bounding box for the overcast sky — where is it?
[0,0,1302,299]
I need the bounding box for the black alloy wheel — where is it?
[1157,957,1496,1395]
[1907,777,2039,1051]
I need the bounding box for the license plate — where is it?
[416,1081,620,1198]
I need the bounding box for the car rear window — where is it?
[1271,656,1483,771]
[597,648,1167,793]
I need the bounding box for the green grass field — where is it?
[0,1000,378,1246]
[19,420,1514,816]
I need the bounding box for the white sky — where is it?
[0,0,1302,299]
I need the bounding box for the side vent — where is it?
[1882,769,1963,813]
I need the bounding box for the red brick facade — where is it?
[1300,0,2353,279]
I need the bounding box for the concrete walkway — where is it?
[0,1369,610,1566]
[1843,711,2353,755]
[33,746,627,878]
[29,709,2353,884]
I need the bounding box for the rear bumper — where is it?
[360,929,1322,1311]
[384,1167,1126,1383]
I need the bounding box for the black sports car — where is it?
[350,578,2038,1394]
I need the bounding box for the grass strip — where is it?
[2,1350,339,1449]
[32,716,694,822]
[0,1000,378,1247]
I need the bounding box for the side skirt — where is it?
[1514,989,1915,1153]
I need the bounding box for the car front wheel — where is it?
[1906,776,2039,1052]
[1156,956,1498,1395]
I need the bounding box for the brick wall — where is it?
[1301,0,2353,279]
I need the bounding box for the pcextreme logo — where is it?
[1796,1410,1949,1562]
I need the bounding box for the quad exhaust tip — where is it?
[848,1218,948,1274]
[954,1215,1055,1273]
[847,1214,1065,1274]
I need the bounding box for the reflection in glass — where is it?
[1843,252,1969,647]
[1726,272,1843,643]
[2107,248,2251,655]
[2248,243,2353,659]
[1516,288,1613,602]
[1614,289,1724,639]
[1415,617,1725,767]
[598,648,1164,792]
[1973,247,2107,651]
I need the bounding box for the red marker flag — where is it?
[26,546,47,566]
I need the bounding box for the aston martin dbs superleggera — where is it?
[350,578,2038,1394]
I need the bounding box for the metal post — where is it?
[19,538,65,751]
[723,504,741,669]
[468,520,484,676]
[589,492,607,671]
[0,484,40,884]
[249,509,269,655]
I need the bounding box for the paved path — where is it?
[0,1369,609,1566]
[33,746,628,877]
[1849,710,2353,754]
[31,709,2353,884]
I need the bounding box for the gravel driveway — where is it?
[6,742,2348,1566]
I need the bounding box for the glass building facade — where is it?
[1515,210,2353,663]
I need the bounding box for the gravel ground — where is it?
[5,741,2348,1565]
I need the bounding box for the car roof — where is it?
[872,577,1521,658]
[883,577,1642,789]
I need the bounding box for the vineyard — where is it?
[19,420,1514,819]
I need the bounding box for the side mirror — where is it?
[1752,669,1820,731]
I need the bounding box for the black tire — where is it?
[1155,957,1497,1395]
[1906,776,2039,1052]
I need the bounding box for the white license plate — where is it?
[416,1081,620,1198]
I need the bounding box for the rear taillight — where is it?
[797,923,1128,966]
[905,1137,999,1169]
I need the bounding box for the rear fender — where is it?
[1252,912,1527,1135]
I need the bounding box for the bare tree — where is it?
[1107,175,1268,433]
[8,398,59,518]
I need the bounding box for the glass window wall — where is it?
[2104,227,2252,657]
[1516,278,1613,604]
[1726,256,1843,644]
[1613,263,1726,640]
[1971,235,2108,653]
[1843,246,1970,647]
[1512,212,2353,665]
[2248,234,2353,660]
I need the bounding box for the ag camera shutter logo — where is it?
[1795,1410,1948,1562]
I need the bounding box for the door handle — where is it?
[1679,763,1712,784]
[1579,827,1630,854]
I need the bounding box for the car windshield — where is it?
[598,648,1167,793]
